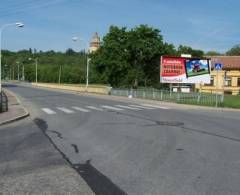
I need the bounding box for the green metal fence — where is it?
[110,88,224,107]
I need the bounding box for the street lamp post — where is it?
[2,64,7,80]
[16,61,20,81]
[0,22,24,92]
[28,58,38,84]
[58,65,62,84]
[72,36,90,89]
[22,64,25,81]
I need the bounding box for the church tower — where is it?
[89,32,100,53]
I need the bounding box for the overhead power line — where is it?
[0,0,66,18]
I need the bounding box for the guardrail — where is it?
[110,88,224,107]
[0,90,8,113]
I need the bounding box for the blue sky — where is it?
[0,0,239,52]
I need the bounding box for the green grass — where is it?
[222,95,240,108]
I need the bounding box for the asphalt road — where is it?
[3,83,240,195]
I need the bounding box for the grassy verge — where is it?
[222,95,240,108]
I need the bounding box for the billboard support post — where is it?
[169,83,172,99]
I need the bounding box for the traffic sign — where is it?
[215,63,222,70]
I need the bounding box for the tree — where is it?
[177,45,204,58]
[205,51,222,56]
[90,26,129,87]
[226,45,240,56]
[65,48,76,55]
[2,49,87,83]
[90,25,176,88]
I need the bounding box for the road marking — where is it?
[115,105,141,110]
[41,108,56,115]
[57,107,75,113]
[86,106,103,111]
[141,104,170,109]
[101,105,124,111]
[72,106,90,112]
[128,105,156,109]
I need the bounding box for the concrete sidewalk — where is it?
[0,89,29,126]
[0,89,95,195]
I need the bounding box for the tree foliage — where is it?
[177,45,204,58]
[205,51,222,56]
[90,25,176,88]
[226,45,240,56]
[2,49,87,84]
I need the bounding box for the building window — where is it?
[205,77,214,86]
[238,78,240,86]
[225,77,232,86]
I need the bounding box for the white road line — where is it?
[141,104,170,110]
[115,105,141,110]
[41,108,56,115]
[128,105,156,109]
[86,106,103,111]
[101,105,124,111]
[72,106,90,112]
[57,107,75,113]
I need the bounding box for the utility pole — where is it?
[17,63,20,81]
[35,58,38,83]
[22,64,25,81]
[58,65,62,84]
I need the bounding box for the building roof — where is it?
[208,56,240,70]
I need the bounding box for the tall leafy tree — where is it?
[205,51,222,56]
[177,45,204,58]
[91,25,176,88]
[226,44,240,55]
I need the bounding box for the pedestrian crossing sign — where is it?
[215,63,222,70]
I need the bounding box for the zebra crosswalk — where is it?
[41,104,170,115]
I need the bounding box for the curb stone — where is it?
[0,89,30,126]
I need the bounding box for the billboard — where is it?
[160,56,211,84]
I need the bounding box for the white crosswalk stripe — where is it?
[141,104,170,110]
[41,108,56,115]
[115,105,141,110]
[86,106,103,111]
[128,105,156,109]
[72,106,90,112]
[57,107,75,113]
[101,105,124,111]
[42,103,168,115]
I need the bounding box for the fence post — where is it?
[197,93,201,104]
[215,93,218,107]
[143,91,146,99]
[160,91,163,101]
[221,93,224,103]
[177,93,180,102]
[152,89,156,99]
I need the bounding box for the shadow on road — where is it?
[33,118,127,195]
[73,160,127,195]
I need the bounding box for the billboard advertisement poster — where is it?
[160,56,211,84]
